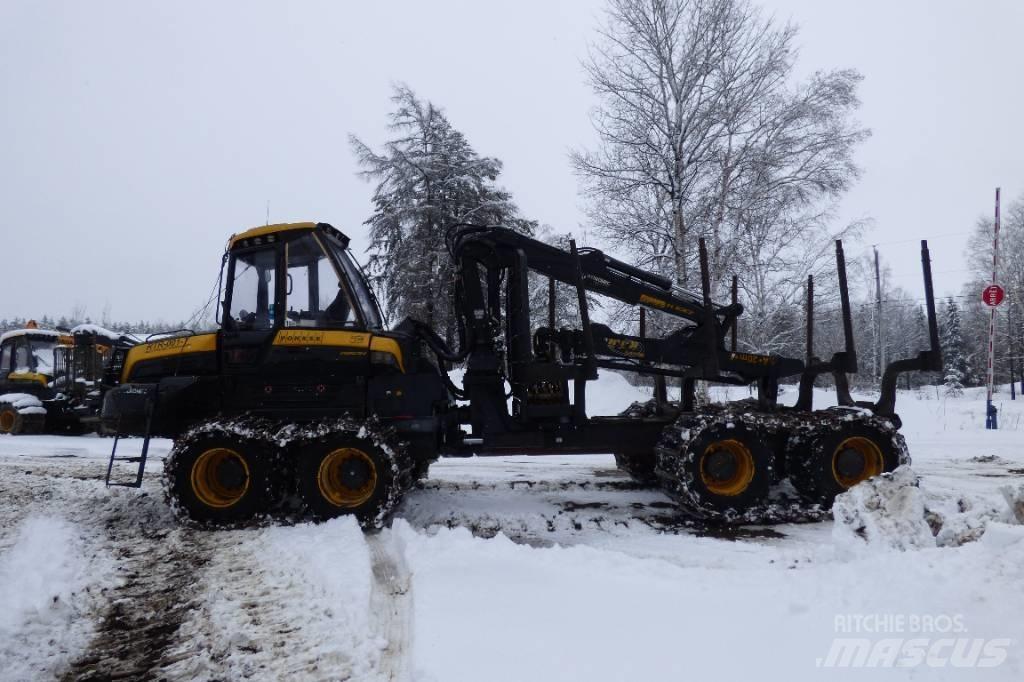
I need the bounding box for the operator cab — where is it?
[224,222,382,332]
[0,328,66,383]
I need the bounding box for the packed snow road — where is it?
[1,384,1023,680]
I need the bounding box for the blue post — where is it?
[986,400,998,429]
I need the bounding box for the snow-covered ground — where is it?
[0,375,1022,680]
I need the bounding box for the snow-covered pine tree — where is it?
[940,297,969,396]
[350,86,536,342]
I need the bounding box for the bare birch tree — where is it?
[572,0,869,353]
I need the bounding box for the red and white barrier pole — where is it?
[986,188,1001,429]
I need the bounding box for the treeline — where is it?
[0,315,191,338]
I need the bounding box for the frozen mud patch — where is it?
[0,516,109,680]
[61,498,212,681]
[832,466,934,552]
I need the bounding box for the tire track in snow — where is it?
[366,532,413,682]
[60,510,210,681]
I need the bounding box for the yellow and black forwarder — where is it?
[102,221,943,527]
[0,323,135,435]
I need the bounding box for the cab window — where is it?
[228,249,277,331]
[29,339,56,375]
[285,234,359,328]
[13,339,31,373]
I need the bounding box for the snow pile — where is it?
[832,466,935,552]
[0,392,46,415]
[0,516,102,679]
[834,469,1024,553]
[1001,484,1024,525]
[166,517,383,680]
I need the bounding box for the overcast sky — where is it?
[2,0,1021,324]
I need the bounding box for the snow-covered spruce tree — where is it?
[351,86,536,341]
[571,0,868,354]
[940,297,969,396]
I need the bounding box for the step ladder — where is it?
[104,389,158,489]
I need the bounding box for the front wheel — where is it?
[296,435,406,527]
[164,433,273,524]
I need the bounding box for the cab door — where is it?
[0,337,14,394]
[220,243,284,413]
[265,231,370,417]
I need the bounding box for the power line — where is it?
[867,231,973,248]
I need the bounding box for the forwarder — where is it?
[102,221,942,526]
[0,322,135,434]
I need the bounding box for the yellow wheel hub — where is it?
[832,436,884,488]
[700,439,755,497]
[0,409,16,433]
[317,448,377,508]
[190,448,251,509]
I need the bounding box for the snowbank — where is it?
[0,516,103,679]
[1001,484,1024,525]
[832,466,935,552]
[394,518,1024,681]
[833,466,1024,553]
[166,517,382,680]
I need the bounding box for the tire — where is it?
[0,402,45,435]
[164,433,274,524]
[787,422,905,507]
[662,422,775,517]
[296,434,404,526]
[613,451,658,484]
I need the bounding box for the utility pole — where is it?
[874,246,884,381]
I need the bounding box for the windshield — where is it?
[13,337,57,375]
[285,233,360,328]
[31,339,56,374]
[333,245,383,330]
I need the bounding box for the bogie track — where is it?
[648,403,908,524]
[163,416,414,529]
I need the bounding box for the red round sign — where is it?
[982,284,1005,307]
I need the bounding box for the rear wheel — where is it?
[164,434,273,524]
[296,435,405,526]
[787,423,904,506]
